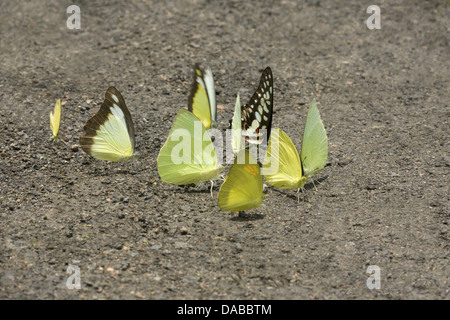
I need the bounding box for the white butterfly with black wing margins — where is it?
[80,87,137,162]
[187,64,217,129]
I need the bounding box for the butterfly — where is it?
[241,67,273,146]
[49,99,62,140]
[80,87,136,162]
[218,149,264,212]
[230,93,243,156]
[262,99,328,190]
[188,64,217,129]
[157,109,223,185]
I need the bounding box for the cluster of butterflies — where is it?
[49,65,328,213]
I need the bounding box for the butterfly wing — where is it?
[187,64,216,129]
[241,67,273,145]
[218,149,264,212]
[231,93,243,155]
[157,109,223,185]
[80,87,136,162]
[262,128,306,189]
[300,99,328,178]
[204,67,217,127]
[50,99,62,139]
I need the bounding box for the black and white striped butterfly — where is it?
[241,67,273,146]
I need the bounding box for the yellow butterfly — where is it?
[157,109,223,185]
[262,99,328,190]
[218,149,264,212]
[188,64,217,129]
[80,87,136,162]
[49,99,62,140]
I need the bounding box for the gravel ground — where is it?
[0,0,448,299]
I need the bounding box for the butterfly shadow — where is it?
[230,211,266,222]
[81,160,139,177]
[180,182,218,195]
[267,175,329,201]
[270,188,301,202]
[303,175,328,191]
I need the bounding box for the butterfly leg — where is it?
[300,187,308,202]
[311,179,318,191]
[210,179,214,198]
[296,188,307,202]
[60,138,70,147]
